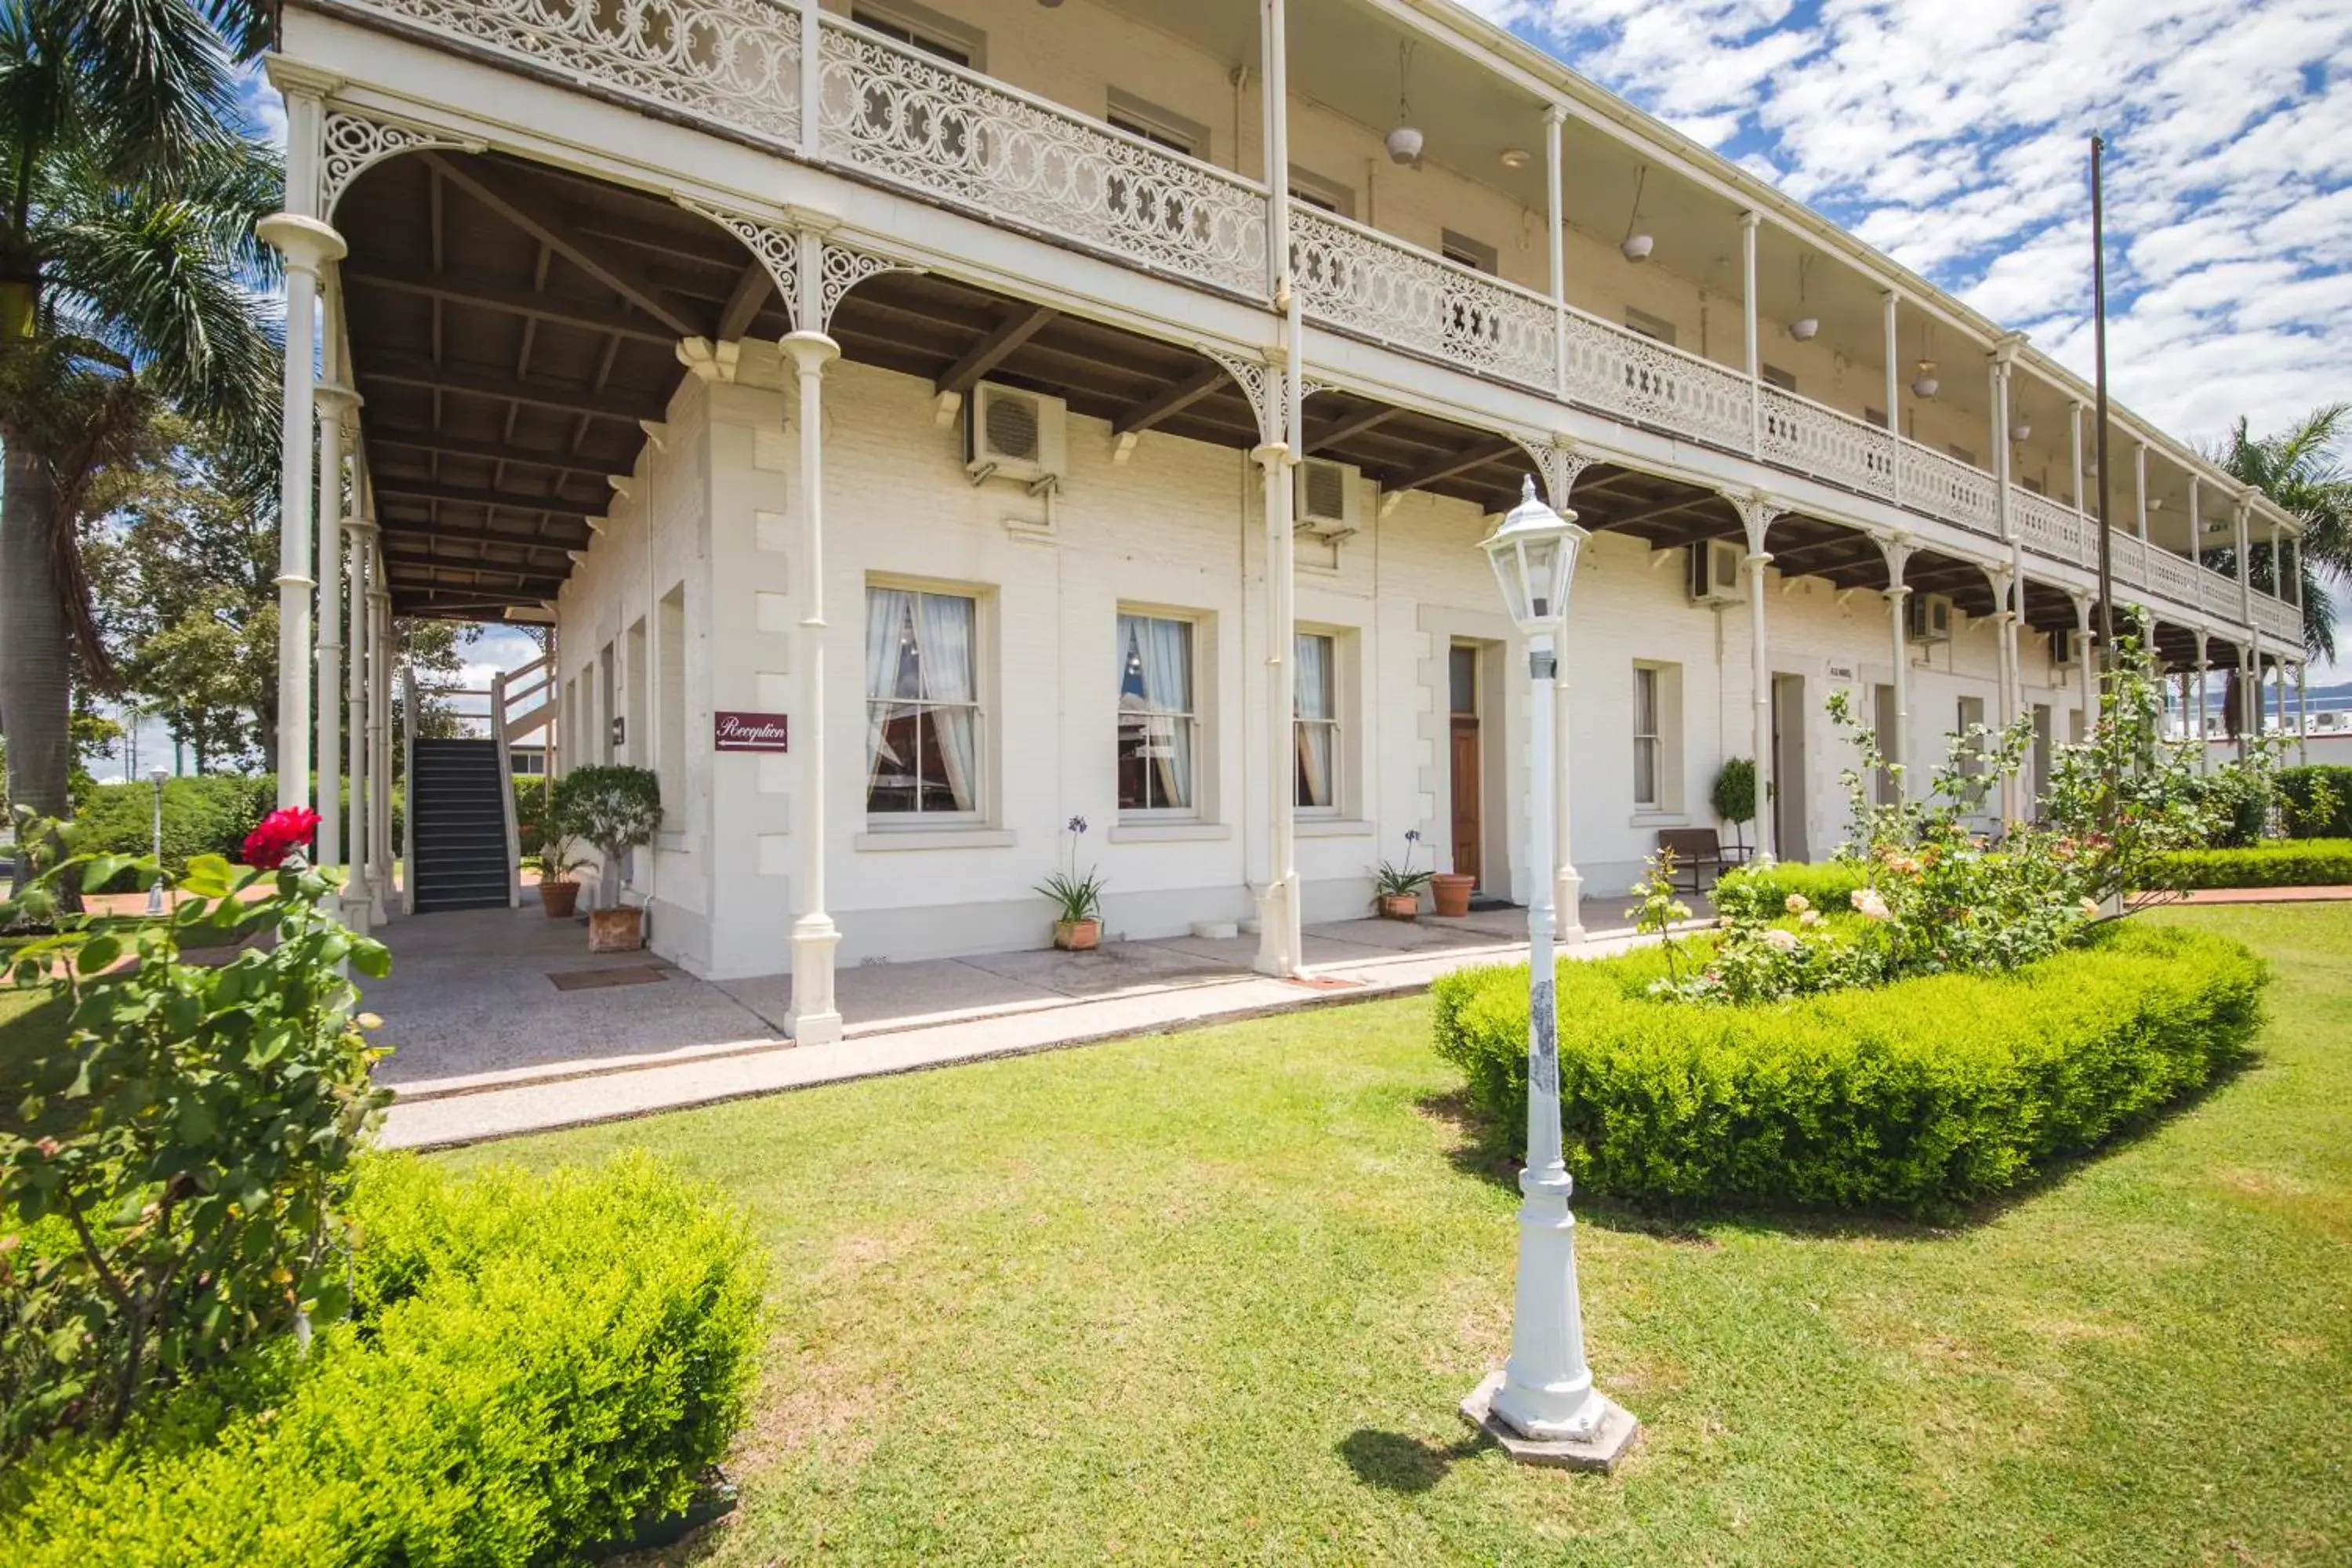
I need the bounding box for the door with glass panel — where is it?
[1449,644,1482,887]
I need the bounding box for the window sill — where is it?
[1295,818,1374,838]
[1109,822,1233,844]
[1629,812,1690,829]
[854,828,1016,852]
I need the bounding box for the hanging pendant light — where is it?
[1910,324,1938,397]
[1620,165,1653,262]
[1385,41,1424,166]
[1789,254,1818,340]
[2010,419,2032,442]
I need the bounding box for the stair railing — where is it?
[400,663,418,916]
[488,657,547,909]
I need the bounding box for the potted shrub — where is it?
[531,834,590,919]
[548,765,664,952]
[1714,757,1757,863]
[1429,867,1475,918]
[1036,815,1106,950]
[1372,829,1432,919]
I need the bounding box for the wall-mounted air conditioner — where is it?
[1906,592,1955,644]
[1293,457,1363,539]
[1687,537,1744,604]
[964,382,1068,487]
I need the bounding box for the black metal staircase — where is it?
[408,738,512,913]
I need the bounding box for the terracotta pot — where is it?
[1429,873,1475,918]
[1053,917,1102,951]
[539,879,581,919]
[1378,893,1420,920]
[587,905,644,953]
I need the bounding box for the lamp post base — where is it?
[1459,1371,1639,1473]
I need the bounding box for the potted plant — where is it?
[531,834,590,919]
[1036,815,1106,951]
[1372,829,1432,918]
[1428,867,1475,918]
[548,765,664,952]
[1714,757,1758,863]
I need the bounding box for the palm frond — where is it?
[64,0,243,178]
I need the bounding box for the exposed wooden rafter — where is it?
[934,303,1059,396]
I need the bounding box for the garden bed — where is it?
[2147,838,2352,889]
[1432,919,2267,1218]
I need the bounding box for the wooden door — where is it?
[1450,718,1483,886]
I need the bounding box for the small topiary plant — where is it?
[1712,757,1757,855]
[549,765,664,906]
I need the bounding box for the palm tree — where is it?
[2201,405,2350,734]
[0,0,279,851]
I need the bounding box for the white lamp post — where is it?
[1459,477,1639,1472]
[145,766,170,915]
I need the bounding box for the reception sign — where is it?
[713,711,790,753]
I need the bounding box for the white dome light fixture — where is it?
[1386,41,1424,167]
[1911,361,1939,399]
[2010,420,2032,442]
[1620,165,1653,263]
[1499,147,1530,170]
[1789,253,1818,340]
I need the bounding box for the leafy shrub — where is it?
[2278,767,2352,839]
[550,765,663,902]
[2,1152,764,1566]
[2148,839,2352,889]
[1432,920,2266,1218]
[513,774,550,858]
[71,775,404,888]
[1711,859,1866,920]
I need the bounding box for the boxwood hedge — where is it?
[2148,838,2352,889]
[2,1152,763,1566]
[70,775,406,888]
[2279,766,2352,839]
[1432,919,2265,1218]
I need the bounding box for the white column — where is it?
[313,378,357,872]
[798,0,822,154]
[1882,291,1901,507]
[1261,0,1290,299]
[1254,432,1301,975]
[1545,106,1566,397]
[344,515,377,926]
[1740,211,1760,456]
[2193,630,2211,775]
[367,567,393,920]
[1737,498,1777,862]
[2070,401,2085,516]
[2299,661,2311,766]
[1882,536,1911,801]
[782,323,844,1044]
[2074,594,2096,735]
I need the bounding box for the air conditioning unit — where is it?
[1293,457,1363,539]
[2051,626,2081,670]
[1906,592,1955,644]
[964,382,1068,486]
[1686,537,1744,604]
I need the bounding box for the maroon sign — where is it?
[713,710,790,753]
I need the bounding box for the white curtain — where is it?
[866,587,914,796]
[1294,632,1333,808]
[1140,616,1192,810]
[919,592,978,811]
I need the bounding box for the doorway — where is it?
[1770,673,1809,862]
[1449,644,1483,887]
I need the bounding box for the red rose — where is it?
[243,807,321,869]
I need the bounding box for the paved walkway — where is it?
[2171,884,2352,904]
[368,897,1686,1150]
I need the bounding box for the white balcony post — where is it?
[2192,630,2212,775]
[1740,211,1760,457]
[2069,401,2085,516]
[345,514,377,928]
[1882,291,1901,506]
[2073,593,2096,736]
[783,275,844,1040]
[1733,495,1780,862]
[1261,0,1290,301]
[798,0,821,154]
[368,569,392,920]
[1990,343,2024,823]
[1546,106,1566,397]
[1881,535,1912,802]
[314,374,356,875]
[2298,660,2310,765]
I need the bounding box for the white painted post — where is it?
[2070,401,2085,517]
[2193,630,2211,775]
[344,514,376,927]
[1738,496,1777,862]
[2074,594,2096,740]
[1882,291,1901,506]
[1541,449,1584,937]
[2298,660,2310,766]
[1546,106,1566,397]
[798,0,822,155]
[1882,535,1911,803]
[1740,211,1760,457]
[313,374,356,873]
[783,278,844,1041]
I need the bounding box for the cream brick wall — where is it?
[551,344,2063,978]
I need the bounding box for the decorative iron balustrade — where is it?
[2259,594,2302,641]
[1560,306,1752,452]
[1759,384,1896,500]
[1896,439,1999,537]
[2136,544,2205,608]
[2011,485,2089,566]
[1287,207,1554,390]
[347,0,803,147]
[816,18,1265,295]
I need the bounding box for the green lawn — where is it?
[336,906,2352,1560]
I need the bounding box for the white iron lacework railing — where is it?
[2259,593,2302,641]
[1287,207,1554,389]
[1896,438,1999,537]
[352,0,802,147]
[1559,306,1752,451]
[2011,485,2089,566]
[816,17,1265,295]
[1759,383,1896,499]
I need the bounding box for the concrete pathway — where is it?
[368,896,1685,1150]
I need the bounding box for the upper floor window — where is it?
[1626,307,1678,347]
[1290,167,1355,219]
[1294,631,1339,813]
[1116,612,1197,815]
[1947,443,1977,466]
[866,586,982,819]
[1442,230,1497,274]
[1761,363,1797,393]
[1106,90,1208,160]
[851,2,978,67]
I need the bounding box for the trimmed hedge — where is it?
[1709,858,1865,916]
[1432,920,2266,1218]
[2149,839,2352,890]
[2,1152,763,1566]
[71,775,405,887]
[2279,766,2352,839]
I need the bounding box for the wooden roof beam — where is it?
[1112,365,1228,437]
[359,357,667,423]
[1385,436,1517,495]
[934,303,1059,397]
[372,477,603,521]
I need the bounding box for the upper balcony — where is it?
[303,0,2306,645]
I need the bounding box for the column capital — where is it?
[1738,209,1761,231]
[263,56,344,101]
[256,212,347,273]
[780,329,841,372]
[314,381,362,418]
[1991,330,2029,362]
[1544,102,1568,126]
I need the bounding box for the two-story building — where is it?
[263,0,2314,1044]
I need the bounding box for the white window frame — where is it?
[1290,165,1355,219]
[1626,307,1679,347]
[848,0,983,68]
[1630,659,1684,818]
[1632,664,1663,810]
[865,581,990,827]
[1294,627,1345,818]
[1116,608,1203,821]
[1106,89,1209,161]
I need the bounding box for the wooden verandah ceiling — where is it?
[339,148,2212,660]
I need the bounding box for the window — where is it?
[597,642,615,764]
[1441,230,1497,274]
[625,618,648,767]
[1761,363,1797,393]
[1956,695,1987,779]
[657,584,685,816]
[1864,405,1887,428]
[1116,613,1197,814]
[1106,90,1207,158]
[1625,307,1678,347]
[1947,443,1977,466]
[2022,475,2046,495]
[1448,644,1478,718]
[1872,682,1899,806]
[866,587,982,818]
[851,3,975,66]
[1294,631,1338,812]
[1290,166,1354,218]
[1632,665,1663,808]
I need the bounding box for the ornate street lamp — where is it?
[1460,477,1639,1472]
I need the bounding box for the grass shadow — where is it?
[1336,1428,1489,1494]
